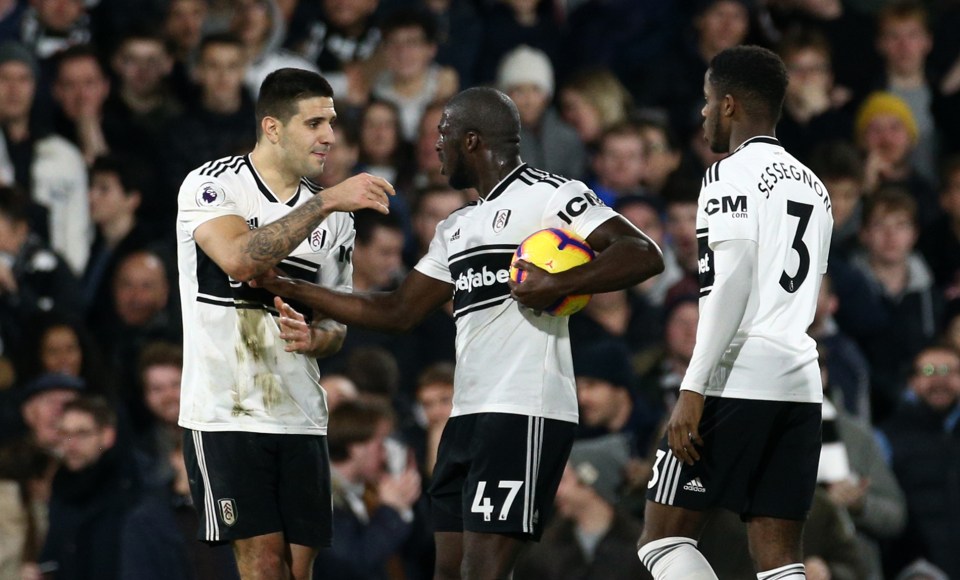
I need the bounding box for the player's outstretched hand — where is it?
[250,268,292,294]
[321,172,395,214]
[274,297,311,353]
[508,259,565,312]
[666,390,705,465]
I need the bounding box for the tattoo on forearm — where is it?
[245,195,326,268]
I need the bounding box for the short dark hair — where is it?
[198,32,244,57]
[380,9,438,44]
[446,87,521,156]
[709,45,788,122]
[0,186,29,223]
[777,26,833,65]
[354,209,404,245]
[862,186,917,226]
[138,341,182,386]
[256,68,334,134]
[63,396,117,429]
[54,44,104,77]
[416,361,455,392]
[327,399,394,461]
[808,140,864,183]
[90,154,145,194]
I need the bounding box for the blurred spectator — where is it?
[613,195,682,307]
[323,372,360,412]
[285,0,381,104]
[881,345,960,579]
[314,398,428,579]
[19,0,91,61]
[477,0,559,84]
[698,487,868,580]
[411,100,447,190]
[851,187,943,420]
[636,118,684,196]
[759,0,878,100]
[0,186,83,346]
[810,275,872,421]
[945,309,960,354]
[15,373,84,453]
[352,209,405,292]
[38,396,140,580]
[558,68,633,153]
[572,339,661,460]
[874,1,938,184]
[18,315,111,400]
[776,27,854,163]
[50,45,112,165]
[132,341,182,488]
[513,435,649,580]
[81,154,156,322]
[407,184,467,267]
[94,250,181,417]
[808,140,865,259]
[918,154,960,300]
[162,0,208,101]
[661,181,700,302]
[497,45,585,180]
[633,0,750,141]
[570,288,662,362]
[119,437,239,580]
[0,41,90,274]
[402,361,454,478]
[230,0,320,99]
[0,0,27,41]
[357,99,416,190]
[417,0,482,88]
[0,438,53,580]
[105,30,183,220]
[854,91,940,228]
[635,295,698,414]
[894,559,950,580]
[588,122,647,205]
[162,33,257,195]
[817,350,907,580]
[371,9,458,142]
[316,121,360,189]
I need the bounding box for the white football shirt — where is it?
[176,155,355,434]
[415,164,620,423]
[694,137,833,402]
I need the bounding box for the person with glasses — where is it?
[880,344,960,579]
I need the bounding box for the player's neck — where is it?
[249,145,302,202]
[729,125,776,152]
[477,155,522,199]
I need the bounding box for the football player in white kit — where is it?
[252,87,665,578]
[176,68,394,580]
[637,47,833,580]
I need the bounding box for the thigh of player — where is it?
[429,413,576,541]
[183,429,332,547]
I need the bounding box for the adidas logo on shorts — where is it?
[683,477,706,493]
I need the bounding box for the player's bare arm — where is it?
[194,173,394,281]
[253,269,453,333]
[509,215,664,311]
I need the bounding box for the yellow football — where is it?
[509,228,594,316]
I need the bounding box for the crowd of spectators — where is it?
[0,0,958,578]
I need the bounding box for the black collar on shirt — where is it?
[733,136,780,153]
[483,163,527,202]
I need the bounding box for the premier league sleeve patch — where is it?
[196,182,226,207]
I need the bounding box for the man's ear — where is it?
[464,131,481,152]
[261,116,281,143]
[722,94,736,118]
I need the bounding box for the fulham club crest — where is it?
[492,209,511,234]
[219,498,237,526]
[310,228,327,252]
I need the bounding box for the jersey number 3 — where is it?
[780,201,813,294]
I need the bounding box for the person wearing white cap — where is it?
[497,45,587,180]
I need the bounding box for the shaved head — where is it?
[445,87,521,154]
